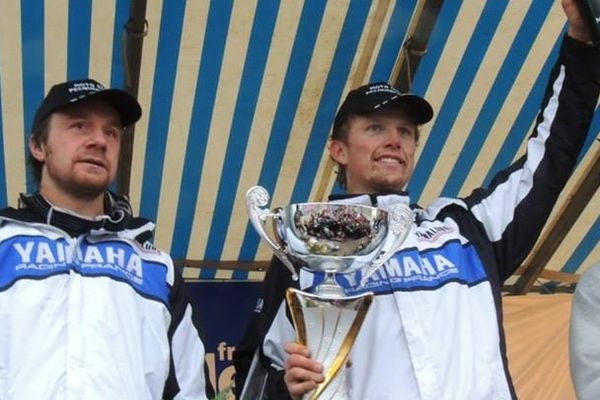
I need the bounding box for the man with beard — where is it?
[0,79,213,399]
[234,1,600,399]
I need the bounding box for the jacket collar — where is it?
[328,192,411,208]
[18,191,133,236]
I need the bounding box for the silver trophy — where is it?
[245,186,412,400]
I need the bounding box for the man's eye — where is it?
[70,122,89,132]
[368,124,384,131]
[106,127,122,137]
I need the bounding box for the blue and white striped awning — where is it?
[1,0,598,285]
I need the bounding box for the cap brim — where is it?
[386,94,433,125]
[84,89,142,127]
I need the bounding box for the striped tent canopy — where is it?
[1,0,598,291]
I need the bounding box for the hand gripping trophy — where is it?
[246,186,413,400]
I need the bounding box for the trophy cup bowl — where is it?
[277,202,391,296]
[246,186,412,399]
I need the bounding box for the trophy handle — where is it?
[245,186,299,281]
[359,203,412,287]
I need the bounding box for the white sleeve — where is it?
[172,304,209,400]
[570,263,600,400]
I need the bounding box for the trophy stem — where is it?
[314,271,345,297]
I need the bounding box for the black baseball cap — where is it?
[31,78,142,134]
[333,82,433,133]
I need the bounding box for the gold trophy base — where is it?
[286,287,373,400]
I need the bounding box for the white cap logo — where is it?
[68,82,105,94]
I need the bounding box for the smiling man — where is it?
[328,82,430,195]
[0,79,213,399]
[234,1,600,399]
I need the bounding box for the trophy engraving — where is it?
[246,186,412,399]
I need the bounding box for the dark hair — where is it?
[330,109,421,190]
[28,115,51,184]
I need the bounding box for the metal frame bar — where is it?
[117,0,148,196]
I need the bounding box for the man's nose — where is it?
[86,125,109,146]
[384,129,403,147]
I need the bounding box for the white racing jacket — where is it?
[0,193,211,400]
[234,36,600,400]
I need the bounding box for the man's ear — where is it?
[29,137,46,162]
[329,139,348,166]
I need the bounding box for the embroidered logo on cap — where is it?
[364,83,401,96]
[68,81,106,94]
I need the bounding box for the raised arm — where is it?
[464,6,600,281]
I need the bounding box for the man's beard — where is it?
[61,177,108,200]
[370,174,408,194]
[42,147,113,201]
[47,166,112,201]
